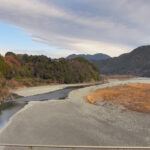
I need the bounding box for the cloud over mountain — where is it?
[0,0,150,56]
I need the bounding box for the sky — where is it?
[0,0,150,58]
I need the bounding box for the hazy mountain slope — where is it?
[66,53,110,60]
[91,45,150,77]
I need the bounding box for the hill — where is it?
[66,53,110,61]
[91,45,150,77]
[1,52,100,83]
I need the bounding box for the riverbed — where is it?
[0,84,92,131]
[0,78,150,150]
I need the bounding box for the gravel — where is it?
[0,77,150,150]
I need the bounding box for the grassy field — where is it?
[87,83,150,113]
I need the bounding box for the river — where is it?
[0,86,83,130]
[0,78,150,149]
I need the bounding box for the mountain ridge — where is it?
[66,53,110,61]
[91,45,150,77]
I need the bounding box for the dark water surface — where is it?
[0,86,82,130]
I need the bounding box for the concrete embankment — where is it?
[0,78,150,150]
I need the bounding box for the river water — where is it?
[0,86,82,130]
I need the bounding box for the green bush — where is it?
[0,56,11,79]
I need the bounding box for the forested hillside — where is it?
[1,52,100,83]
[91,45,150,77]
[0,52,100,102]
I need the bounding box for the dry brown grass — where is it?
[87,83,150,113]
[102,75,135,81]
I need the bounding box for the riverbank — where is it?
[11,82,100,97]
[0,84,91,131]
[0,78,58,103]
[0,78,150,150]
[0,81,102,131]
[0,77,100,103]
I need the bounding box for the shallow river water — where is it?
[0,86,81,130]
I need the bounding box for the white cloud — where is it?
[0,0,150,57]
[0,49,8,56]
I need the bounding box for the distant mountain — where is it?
[66,53,110,61]
[91,45,150,77]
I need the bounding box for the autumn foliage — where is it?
[0,52,100,82]
[5,55,20,69]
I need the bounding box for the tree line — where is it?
[0,52,100,83]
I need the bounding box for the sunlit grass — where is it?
[87,84,150,113]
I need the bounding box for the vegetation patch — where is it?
[102,75,135,81]
[2,52,100,83]
[87,84,150,113]
[0,52,101,103]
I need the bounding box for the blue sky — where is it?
[0,22,69,57]
[0,22,50,49]
[0,0,150,57]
